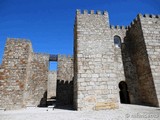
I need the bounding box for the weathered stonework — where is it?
[0,10,160,111]
[0,39,49,109]
[24,53,49,107]
[121,39,139,104]
[74,10,160,111]
[74,10,121,111]
[56,55,74,106]
[0,39,32,109]
[57,55,73,82]
[120,14,160,107]
[139,14,160,106]
[47,71,57,99]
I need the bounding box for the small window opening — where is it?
[114,36,121,48]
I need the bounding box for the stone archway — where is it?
[119,81,130,104]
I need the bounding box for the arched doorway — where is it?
[119,81,130,104]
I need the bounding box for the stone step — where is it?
[47,98,56,102]
[47,105,55,111]
[26,105,36,109]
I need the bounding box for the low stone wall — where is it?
[56,55,74,106]
[56,80,73,106]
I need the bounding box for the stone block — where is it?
[95,102,118,110]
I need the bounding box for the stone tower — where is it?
[123,14,160,107]
[73,10,125,110]
[0,38,49,109]
[0,10,160,111]
[74,10,160,111]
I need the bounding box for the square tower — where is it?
[74,10,122,110]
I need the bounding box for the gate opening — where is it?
[119,81,130,104]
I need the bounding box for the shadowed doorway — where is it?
[119,81,130,104]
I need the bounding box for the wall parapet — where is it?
[76,9,108,16]
[58,54,73,59]
[127,13,160,30]
[7,38,31,43]
[127,17,139,30]
[110,25,127,30]
[138,14,160,18]
[34,52,50,57]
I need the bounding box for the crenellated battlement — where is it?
[76,9,108,16]
[110,25,127,30]
[126,13,160,30]
[7,38,31,43]
[58,54,73,59]
[57,54,74,84]
[138,14,160,18]
[34,52,50,57]
[126,16,139,30]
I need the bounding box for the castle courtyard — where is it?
[0,104,160,120]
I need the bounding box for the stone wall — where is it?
[25,53,49,107]
[125,15,159,107]
[56,55,74,106]
[110,26,127,43]
[47,71,57,99]
[74,10,124,111]
[110,26,126,84]
[57,55,73,81]
[0,10,160,111]
[0,39,74,109]
[0,38,32,109]
[121,38,139,104]
[0,38,49,109]
[139,14,160,106]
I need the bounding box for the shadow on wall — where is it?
[38,91,47,107]
[56,79,73,109]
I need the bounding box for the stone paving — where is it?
[0,104,160,120]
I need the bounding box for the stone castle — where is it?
[0,10,160,111]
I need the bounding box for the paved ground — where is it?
[0,104,160,120]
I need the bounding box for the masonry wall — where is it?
[139,14,160,106]
[110,26,126,43]
[121,38,140,104]
[0,39,49,109]
[56,55,73,106]
[57,55,73,81]
[74,10,123,111]
[0,39,32,109]
[125,15,159,107]
[25,53,49,107]
[47,71,57,99]
[110,26,126,84]
[111,24,141,104]
[1,11,159,111]
[110,27,127,103]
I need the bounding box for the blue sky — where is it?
[0,0,160,70]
